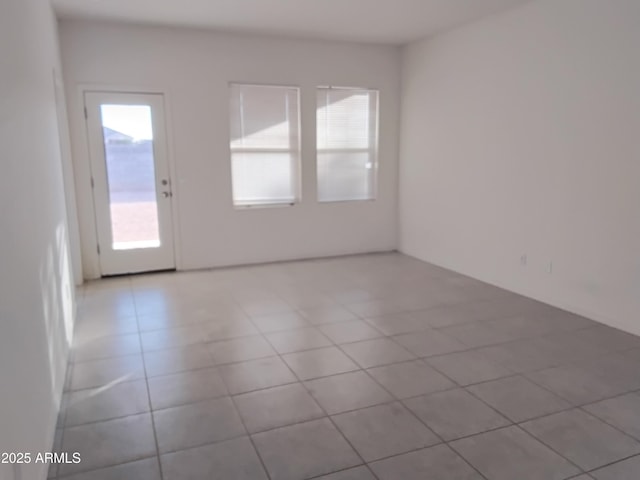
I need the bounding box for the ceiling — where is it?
[52,0,533,45]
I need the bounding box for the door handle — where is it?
[162,191,172,198]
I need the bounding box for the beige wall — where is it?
[59,21,401,279]
[0,0,77,478]
[399,0,640,334]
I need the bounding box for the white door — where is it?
[85,92,176,276]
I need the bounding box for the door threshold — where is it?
[101,268,176,278]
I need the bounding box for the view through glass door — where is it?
[85,92,176,276]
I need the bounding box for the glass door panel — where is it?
[100,104,161,250]
[85,92,175,276]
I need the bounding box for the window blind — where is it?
[229,84,300,206]
[316,87,379,202]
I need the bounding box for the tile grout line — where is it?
[360,345,496,480]
[266,311,492,480]
[62,359,640,424]
[131,277,166,480]
[57,345,640,436]
[67,314,635,378]
[584,451,640,476]
[243,313,377,480]
[202,312,274,480]
[64,257,640,479]
[512,422,587,475]
[577,390,640,443]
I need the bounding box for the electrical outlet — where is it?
[520,254,527,266]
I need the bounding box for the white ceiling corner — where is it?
[51,0,533,45]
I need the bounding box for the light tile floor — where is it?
[50,253,640,479]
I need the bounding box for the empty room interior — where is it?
[2,0,640,479]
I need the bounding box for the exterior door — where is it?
[85,91,175,275]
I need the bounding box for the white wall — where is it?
[0,0,76,478]
[59,21,401,279]
[400,0,640,334]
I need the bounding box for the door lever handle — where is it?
[162,191,172,198]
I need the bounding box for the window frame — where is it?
[229,82,302,208]
[315,86,380,203]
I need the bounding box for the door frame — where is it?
[74,85,182,279]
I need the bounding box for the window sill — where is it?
[318,198,376,204]
[233,202,297,210]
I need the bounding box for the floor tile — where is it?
[69,254,640,480]
[341,338,414,368]
[59,413,156,476]
[621,347,640,363]
[74,315,138,341]
[393,292,452,312]
[147,367,227,410]
[278,291,335,310]
[438,322,516,348]
[345,299,404,318]
[319,320,383,344]
[265,327,332,354]
[467,375,570,422]
[203,318,259,341]
[332,402,439,461]
[422,301,502,328]
[521,409,640,471]
[219,356,297,394]
[251,312,310,333]
[404,388,510,441]
[527,364,628,405]
[533,333,609,364]
[239,298,293,317]
[282,346,359,380]
[329,288,378,305]
[153,397,245,453]
[64,379,149,426]
[482,315,553,341]
[367,360,455,399]
[234,383,324,433]
[450,426,580,480]
[132,295,177,317]
[364,312,432,335]
[591,455,640,480]
[298,306,359,325]
[161,437,268,480]
[474,339,560,373]
[572,325,640,353]
[426,350,512,386]
[69,355,145,391]
[305,371,393,414]
[140,324,206,352]
[579,353,640,393]
[59,458,161,480]
[370,444,482,480]
[393,329,467,357]
[584,392,640,440]
[136,311,203,332]
[253,418,361,480]
[314,466,376,480]
[208,335,276,365]
[72,333,141,362]
[143,344,213,377]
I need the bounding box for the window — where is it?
[229,84,300,206]
[316,87,379,202]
